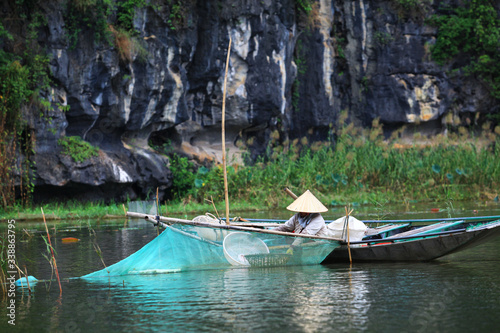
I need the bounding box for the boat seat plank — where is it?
[386,221,463,239]
[364,223,410,238]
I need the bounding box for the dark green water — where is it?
[2,202,500,332]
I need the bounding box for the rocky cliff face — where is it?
[2,0,498,202]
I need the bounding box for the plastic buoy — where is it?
[62,237,80,243]
[15,276,38,287]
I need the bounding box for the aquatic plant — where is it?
[41,208,62,295]
[0,235,7,298]
[87,220,108,273]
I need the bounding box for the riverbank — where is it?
[2,120,499,221]
[2,192,499,222]
[0,199,277,221]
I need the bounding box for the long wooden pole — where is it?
[222,36,232,225]
[345,206,353,264]
[284,187,298,200]
[127,211,343,241]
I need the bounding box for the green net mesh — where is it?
[81,224,338,278]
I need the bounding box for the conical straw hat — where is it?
[286,190,328,213]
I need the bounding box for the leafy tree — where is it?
[429,0,500,98]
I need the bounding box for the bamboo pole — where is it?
[345,206,353,264]
[205,195,221,221]
[41,208,62,296]
[151,214,335,251]
[156,187,160,236]
[143,215,222,247]
[127,211,343,241]
[284,187,298,200]
[222,36,232,225]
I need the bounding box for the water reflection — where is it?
[281,267,371,332]
[2,205,500,332]
[3,250,500,333]
[77,265,374,332]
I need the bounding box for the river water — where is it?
[2,202,500,332]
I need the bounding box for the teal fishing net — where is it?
[81,223,339,278]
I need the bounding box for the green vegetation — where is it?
[0,234,8,296]
[295,0,313,14]
[335,37,346,59]
[148,113,500,212]
[165,0,195,30]
[292,39,308,110]
[3,113,499,220]
[168,153,196,200]
[374,31,393,46]
[0,10,52,209]
[0,200,126,221]
[392,0,430,19]
[0,196,275,221]
[361,76,370,91]
[64,0,196,59]
[8,116,498,220]
[65,0,114,49]
[117,0,146,32]
[65,0,148,58]
[429,0,500,98]
[395,0,423,11]
[58,136,99,163]
[294,0,321,29]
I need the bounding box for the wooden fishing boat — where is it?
[95,211,500,278]
[322,215,500,263]
[228,215,500,263]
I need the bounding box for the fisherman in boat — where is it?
[274,190,331,251]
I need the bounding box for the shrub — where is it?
[58,136,99,163]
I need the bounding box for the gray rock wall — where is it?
[2,0,497,202]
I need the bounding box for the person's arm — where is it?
[274,214,296,232]
[288,214,325,248]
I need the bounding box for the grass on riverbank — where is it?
[1,201,127,221]
[0,199,275,221]
[2,118,499,221]
[172,117,500,209]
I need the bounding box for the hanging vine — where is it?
[0,5,51,209]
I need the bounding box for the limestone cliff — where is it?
[1,0,498,202]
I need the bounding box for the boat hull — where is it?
[322,225,500,263]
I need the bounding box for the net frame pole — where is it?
[222,37,232,225]
[127,211,342,242]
